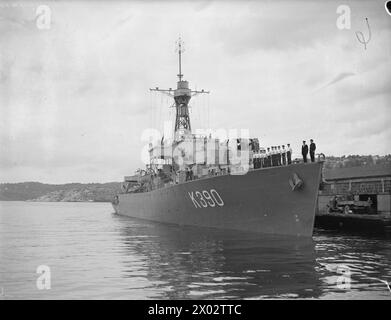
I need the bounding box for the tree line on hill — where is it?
[0,182,122,202]
[324,154,391,169]
[0,155,389,202]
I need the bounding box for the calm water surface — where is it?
[0,201,390,299]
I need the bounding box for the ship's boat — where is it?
[112,39,323,237]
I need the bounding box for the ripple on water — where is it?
[0,201,390,299]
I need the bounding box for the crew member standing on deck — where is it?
[266,147,271,167]
[257,151,262,168]
[271,146,276,167]
[280,146,283,165]
[185,167,190,181]
[258,151,262,169]
[277,146,282,166]
[255,151,260,169]
[253,152,258,169]
[260,150,264,168]
[287,144,292,165]
[310,139,316,163]
[281,145,286,166]
[302,141,308,163]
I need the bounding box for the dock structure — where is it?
[316,163,391,233]
[318,163,391,215]
[315,212,391,234]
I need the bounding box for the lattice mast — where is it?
[150,38,209,139]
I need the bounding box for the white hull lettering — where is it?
[188,189,224,208]
[195,191,208,208]
[188,192,201,208]
[202,190,216,207]
[210,189,224,206]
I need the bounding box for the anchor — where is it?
[289,173,304,191]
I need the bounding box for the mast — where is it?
[177,37,183,81]
[150,38,210,140]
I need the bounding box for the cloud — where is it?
[319,72,356,89]
[0,0,390,183]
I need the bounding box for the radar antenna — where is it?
[150,38,210,138]
[175,37,184,81]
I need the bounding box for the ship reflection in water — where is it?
[116,215,391,299]
[117,218,320,299]
[0,202,390,299]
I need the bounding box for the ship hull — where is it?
[113,162,323,237]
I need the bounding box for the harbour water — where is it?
[0,201,390,299]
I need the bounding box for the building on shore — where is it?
[318,163,391,216]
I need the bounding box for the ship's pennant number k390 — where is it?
[188,189,224,208]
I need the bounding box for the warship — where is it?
[112,39,323,237]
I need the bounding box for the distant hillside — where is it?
[1,155,389,202]
[324,154,391,169]
[0,182,122,202]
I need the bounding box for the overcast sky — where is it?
[1,0,390,183]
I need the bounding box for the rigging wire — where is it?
[207,94,210,131]
[149,91,152,129]
[152,91,156,131]
[194,93,199,131]
[149,90,153,130]
[159,93,163,133]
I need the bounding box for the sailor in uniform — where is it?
[258,151,262,169]
[266,147,271,167]
[302,141,308,163]
[272,146,277,167]
[258,151,262,168]
[310,139,316,163]
[270,146,276,167]
[253,152,258,169]
[260,150,265,168]
[287,143,292,165]
[255,151,260,169]
[281,145,286,166]
[277,146,282,166]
